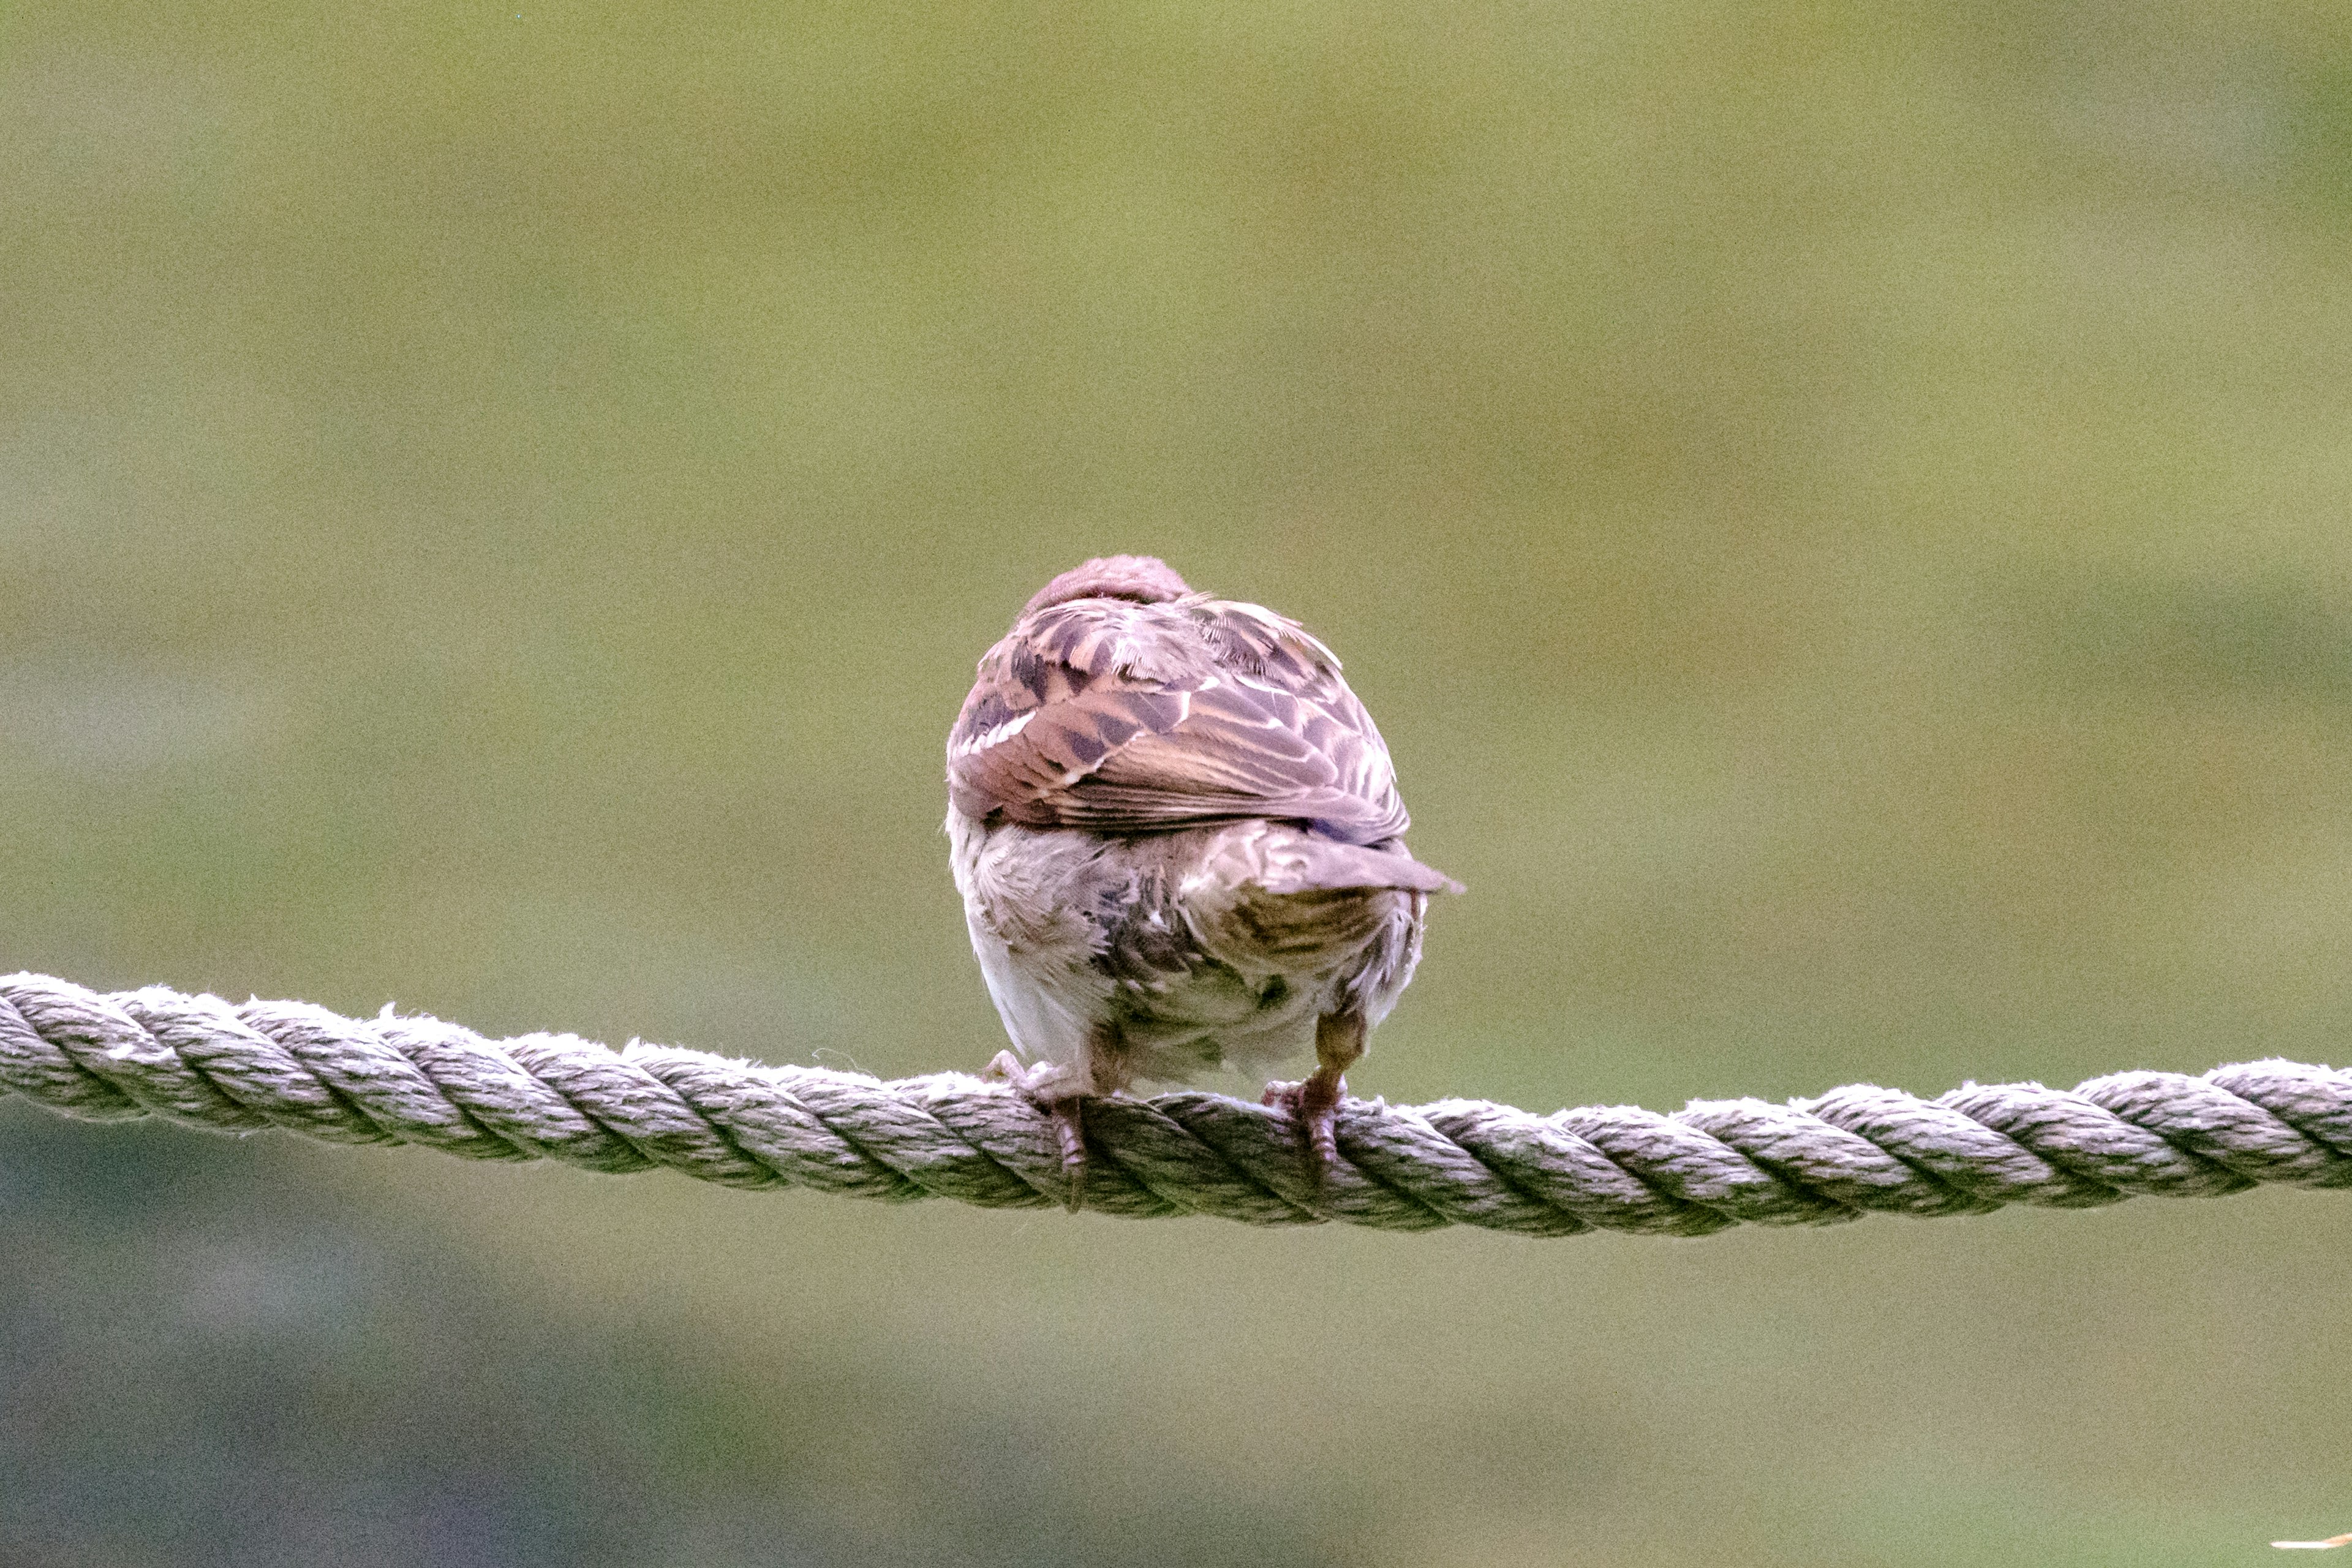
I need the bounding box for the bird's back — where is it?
[948,589,1412,846]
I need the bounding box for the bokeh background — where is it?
[6,0,2351,1562]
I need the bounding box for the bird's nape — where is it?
[1020,555,1192,614]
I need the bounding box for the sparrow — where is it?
[944,554,1458,1202]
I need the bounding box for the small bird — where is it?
[945,554,1459,1200]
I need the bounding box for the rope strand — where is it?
[5,972,2348,1238]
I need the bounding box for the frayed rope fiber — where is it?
[4,973,2350,1237]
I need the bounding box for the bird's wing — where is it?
[946,597,1410,843]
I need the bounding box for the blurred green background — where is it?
[5,0,2350,1562]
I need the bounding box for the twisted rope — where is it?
[4,972,2349,1238]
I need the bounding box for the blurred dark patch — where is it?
[0,1109,1342,1568]
[2030,577,2352,702]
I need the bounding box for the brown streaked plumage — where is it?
[946,555,1459,1200]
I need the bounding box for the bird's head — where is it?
[1021,556,1192,616]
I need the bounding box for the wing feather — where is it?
[947,596,1409,843]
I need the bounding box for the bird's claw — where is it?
[985,1051,1088,1213]
[1262,1075,1345,1193]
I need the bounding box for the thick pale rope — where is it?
[4,972,2349,1238]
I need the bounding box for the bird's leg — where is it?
[1056,1022,1144,1214]
[1262,1009,1366,1189]
[981,1042,1106,1215]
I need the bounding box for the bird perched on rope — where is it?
[945,554,1459,1204]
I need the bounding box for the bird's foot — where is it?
[984,1050,1088,1213]
[1261,1072,1346,1193]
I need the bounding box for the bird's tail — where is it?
[1252,834,1463,897]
